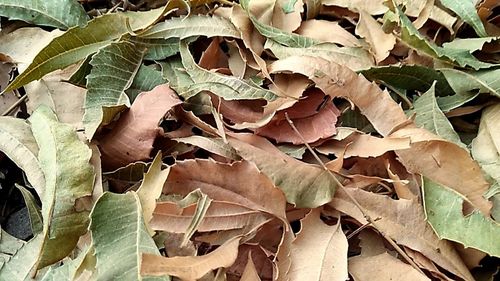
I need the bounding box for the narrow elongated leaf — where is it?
[4,9,165,92]
[126,64,167,101]
[83,41,146,139]
[15,184,42,235]
[0,117,44,196]
[423,178,500,257]
[440,68,500,98]
[265,39,373,71]
[440,0,488,37]
[90,192,168,281]
[396,6,495,70]
[142,15,240,39]
[0,235,42,280]
[29,105,94,269]
[179,41,277,101]
[360,65,455,96]
[412,83,464,147]
[128,37,180,61]
[0,0,88,29]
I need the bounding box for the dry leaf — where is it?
[296,20,361,47]
[355,10,396,63]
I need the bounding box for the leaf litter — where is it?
[0,0,499,280]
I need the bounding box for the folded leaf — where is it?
[423,177,500,257]
[29,105,94,269]
[83,41,146,139]
[90,192,168,281]
[0,0,88,29]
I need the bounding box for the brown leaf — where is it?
[255,89,340,144]
[141,237,241,280]
[355,10,396,63]
[296,20,361,47]
[329,188,474,281]
[269,56,492,215]
[349,252,430,281]
[275,208,348,281]
[240,252,262,281]
[163,159,287,222]
[99,84,182,170]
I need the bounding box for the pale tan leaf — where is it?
[99,84,182,170]
[277,208,348,281]
[349,252,430,281]
[296,20,361,47]
[355,10,396,63]
[240,253,262,281]
[140,237,241,280]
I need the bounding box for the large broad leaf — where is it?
[90,192,168,281]
[0,117,45,196]
[440,68,500,98]
[440,0,488,37]
[423,177,500,257]
[239,0,317,48]
[29,105,94,269]
[395,6,495,70]
[0,0,88,29]
[179,41,277,101]
[83,41,146,139]
[228,133,339,208]
[3,9,165,93]
[265,39,373,71]
[141,15,240,39]
[412,83,464,147]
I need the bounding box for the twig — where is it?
[285,112,426,276]
[2,92,28,116]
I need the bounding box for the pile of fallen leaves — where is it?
[0,0,499,280]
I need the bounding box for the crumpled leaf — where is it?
[228,133,340,208]
[276,208,348,281]
[0,116,44,196]
[329,188,474,281]
[423,177,500,257]
[296,19,361,47]
[141,237,241,280]
[90,192,168,281]
[269,55,492,215]
[349,252,430,281]
[355,10,396,63]
[83,40,146,139]
[0,0,88,29]
[3,9,165,92]
[29,105,94,269]
[179,41,277,101]
[99,84,181,171]
[440,0,488,37]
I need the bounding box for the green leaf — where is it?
[159,56,194,94]
[265,39,373,71]
[0,0,88,29]
[173,136,241,160]
[90,192,169,281]
[126,64,167,102]
[0,229,24,267]
[141,15,240,39]
[40,246,92,281]
[0,117,45,197]
[67,56,92,87]
[396,6,495,70]
[423,177,500,257]
[179,41,277,101]
[412,83,464,147]
[436,91,479,112]
[240,0,317,48]
[440,68,500,98]
[129,37,180,61]
[83,41,146,139]
[442,37,499,52]
[29,105,94,269]
[0,235,43,280]
[360,65,455,96]
[15,184,42,235]
[3,9,165,93]
[439,0,487,37]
